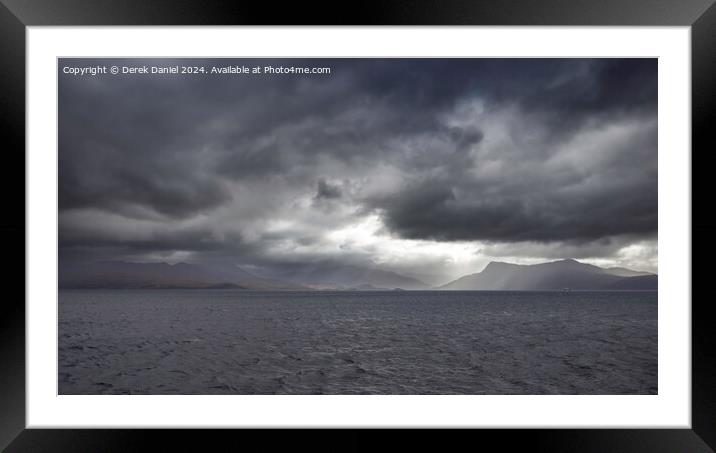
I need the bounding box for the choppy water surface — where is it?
[59,290,657,394]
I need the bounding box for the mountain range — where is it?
[440,259,656,291]
[59,261,307,290]
[59,258,656,291]
[267,263,429,290]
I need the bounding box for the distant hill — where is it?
[270,263,429,290]
[441,259,656,291]
[59,261,308,290]
[603,274,658,290]
[602,267,654,277]
[59,260,427,291]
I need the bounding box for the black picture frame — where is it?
[2,1,714,451]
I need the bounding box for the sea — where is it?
[58,290,657,395]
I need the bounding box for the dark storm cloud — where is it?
[58,57,657,265]
[58,209,252,256]
[369,108,657,243]
[372,171,657,243]
[521,59,657,115]
[315,179,342,200]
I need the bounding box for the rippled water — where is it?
[58,290,657,394]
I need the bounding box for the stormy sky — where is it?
[58,58,657,284]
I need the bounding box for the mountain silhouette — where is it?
[270,263,429,290]
[441,259,656,291]
[59,259,656,291]
[59,261,307,290]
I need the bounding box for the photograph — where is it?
[57,57,658,395]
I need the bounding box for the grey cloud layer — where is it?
[59,58,657,267]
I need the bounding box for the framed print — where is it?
[2,0,715,451]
